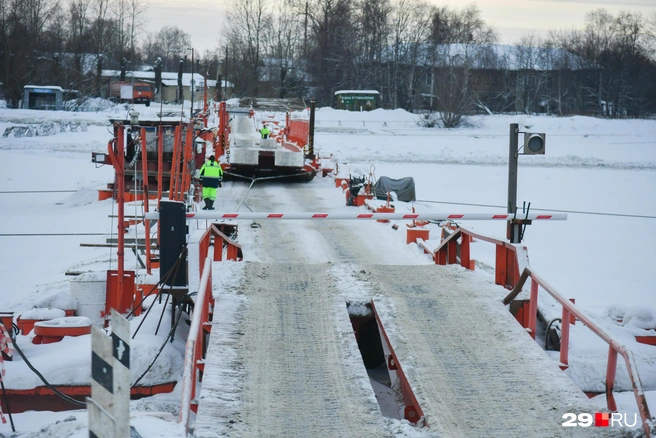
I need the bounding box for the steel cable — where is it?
[9,334,87,407]
[416,199,656,220]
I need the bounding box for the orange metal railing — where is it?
[417,224,654,435]
[286,113,309,147]
[505,269,653,436]
[179,223,243,433]
[371,301,426,425]
[179,255,212,431]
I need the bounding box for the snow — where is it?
[623,306,656,330]
[1,103,655,436]
[334,90,381,95]
[18,309,66,321]
[34,316,91,329]
[23,85,64,92]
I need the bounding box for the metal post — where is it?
[116,126,125,312]
[606,347,618,411]
[528,279,538,340]
[560,307,570,368]
[157,126,163,209]
[140,128,151,275]
[190,48,194,117]
[508,123,519,214]
[308,101,315,160]
[224,48,228,100]
[203,64,208,127]
[508,123,522,243]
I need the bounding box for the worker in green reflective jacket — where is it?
[260,123,271,139]
[199,155,223,210]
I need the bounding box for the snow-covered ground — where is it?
[1,102,655,437]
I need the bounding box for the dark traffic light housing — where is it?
[523,133,546,154]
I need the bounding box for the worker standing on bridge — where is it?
[199,155,223,210]
[260,123,271,139]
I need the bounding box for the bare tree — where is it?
[388,0,416,108]
[225,0,270,96]
[304,0,356,104]
[23,0,60,46]
[354,0,391,91]
[0,0,60,103]
[127,0,148,57]
[554,8,654,117]
[646,11,656,59]
[92,0,112,54]
[142,26,191,70]
[69,0,92,84]
[430,4,497,126]
[512,33,550,114]
[264,0,304,98]
[391,0,431,111]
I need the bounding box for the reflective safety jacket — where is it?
[260,126,271,138]
[199,160,223,188]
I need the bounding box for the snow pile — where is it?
[32,291,78,312]
[34,316,91,328]
[623,306,656,330]
[19,308,66,321]
[606,303,628,322]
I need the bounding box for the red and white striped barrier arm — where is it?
[144,211,567,221]
[0,322,14,424]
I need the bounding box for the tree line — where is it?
[224,0,656,119]
[1,0,655,119]
[0,0,220,106]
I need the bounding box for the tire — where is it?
[145,100,150,107]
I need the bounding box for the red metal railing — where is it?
[179,223,243,433]
[417,224,653,435]
[370,301,426,425]
[505,269,653,436]
[287,118,309,147]
[179,255,212,432]
[416,225,524,290]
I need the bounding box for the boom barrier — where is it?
[144,211,567,221]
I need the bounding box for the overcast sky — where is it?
[144,0,655,56]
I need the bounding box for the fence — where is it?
[179,223,242,433]
[417,224,653,436]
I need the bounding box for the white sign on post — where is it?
[88,309,131,438]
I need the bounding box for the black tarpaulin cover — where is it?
[373,176,416,202]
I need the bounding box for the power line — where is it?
[0,190,77,194]
[0,233,108,236]
[416,199,656,220]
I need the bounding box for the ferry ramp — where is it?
[193,181,619,437]
[193,263,619,438]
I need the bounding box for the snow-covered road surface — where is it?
[365,265,621,437]
[193,180,622,437]
[195,262,391,438]
[195,262,622,437]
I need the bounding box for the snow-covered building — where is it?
[101,70,234,103]
[23,85,64,110]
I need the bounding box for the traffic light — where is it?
[523,133,546,155]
